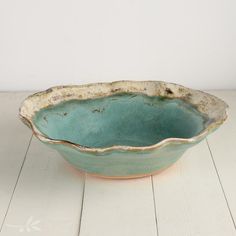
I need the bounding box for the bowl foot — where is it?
[87,167,172,179]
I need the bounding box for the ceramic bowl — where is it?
[19,81,228,178]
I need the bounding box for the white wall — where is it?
[0,0,236,91]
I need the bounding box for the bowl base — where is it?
[66,162,173,179]
[88,167,171,179]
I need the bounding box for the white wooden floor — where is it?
[0,91,236,236]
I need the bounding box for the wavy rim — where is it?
[19,80,228,153]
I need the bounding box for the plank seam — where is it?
[78,173,86,236]
[151,175,159,236]
[206,138,236,231]
[0,134,33,232]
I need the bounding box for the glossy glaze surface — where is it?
[34,93,207,148]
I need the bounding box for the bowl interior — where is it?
[33,93,208,148]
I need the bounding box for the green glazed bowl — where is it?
[19,81,228,179]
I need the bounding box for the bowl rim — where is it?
[19,80,228,153]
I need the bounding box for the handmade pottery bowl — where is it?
[19,81,228,179]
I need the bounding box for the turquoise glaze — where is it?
[46,140,197,177]
[34,94,207,148]
[33,93,207,177]
[19,81,228,178]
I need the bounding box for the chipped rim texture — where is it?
[19,81,228,154]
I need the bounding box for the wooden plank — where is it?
[0,92,32,228]
[152,140,236,236]
[206,90,236,227]
[1,137,85,235]
[79,175,157,236]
